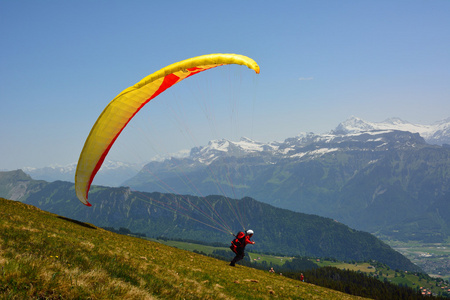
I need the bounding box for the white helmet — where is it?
[246,229,254,235]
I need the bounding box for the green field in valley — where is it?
[384,239,450,282]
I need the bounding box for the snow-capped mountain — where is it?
[189,137,280,165]
[20,116,450,186]
[333,116,450,145]
[184,120,433,166]
[126,115,448,206]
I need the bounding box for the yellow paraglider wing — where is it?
[75,53,260,206]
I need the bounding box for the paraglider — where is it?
[75,54,260,206]
[229,229,255,266]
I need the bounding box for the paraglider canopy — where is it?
[75,53,260,206]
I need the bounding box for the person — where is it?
[269,267,275,273]
[229,229,255,266]
[300,273,304,282]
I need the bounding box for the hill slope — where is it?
[0,197,365,299]
[0,170,421,273]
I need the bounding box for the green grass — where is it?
[247,253,294,266]
[0,198,366,299]
[157,240,229,255]
[314,261,376,274]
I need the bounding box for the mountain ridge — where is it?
[15,116,450,185]
[332,116,450,145]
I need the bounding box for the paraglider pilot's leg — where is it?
[230,248,245,266]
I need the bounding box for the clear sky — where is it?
[1,0,449,170]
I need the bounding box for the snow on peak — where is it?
[22,163,77,174]
[236,137,279,152]
[187,137,280,165]
[200,137,278,154]
[332,116,450,145]
[333,116,375,134]
[382,117,410,125]
[149,149,190,162]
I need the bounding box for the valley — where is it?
[385,240,450,281]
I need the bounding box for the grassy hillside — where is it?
[154,239,450,297]
[0,198,366,299]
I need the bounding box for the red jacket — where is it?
[244,235,255,246]
[231,233,255,254]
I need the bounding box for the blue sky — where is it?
[1,0,449,170]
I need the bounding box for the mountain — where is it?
[0,170,421,272]
[22,160,144,186]
[333,116,450,145]
[124,129,450,243]
[0,168,46,201]
[15,116,449,186]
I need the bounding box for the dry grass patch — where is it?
[19,226,40,233]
